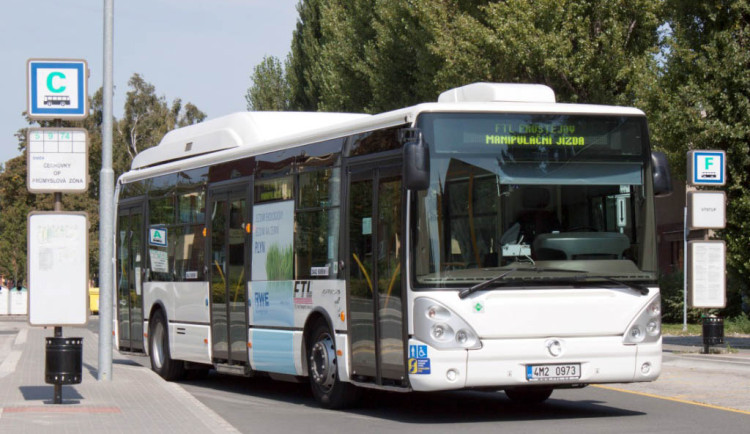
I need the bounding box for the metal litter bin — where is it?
[702,315,724,353]
[45,337,83,385]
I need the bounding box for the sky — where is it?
[0,0,299,165]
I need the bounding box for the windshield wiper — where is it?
[457,268,650,299]
[589,276,650,296]
[458,267,586,299]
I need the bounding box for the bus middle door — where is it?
[207,186,249,365]
[346,162,406,387]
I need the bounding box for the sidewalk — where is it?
[0,317,239,433]
[597,335,750,414]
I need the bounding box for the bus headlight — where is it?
[431,323,453,341]
[623,297,661,344]
[414,298,481,350]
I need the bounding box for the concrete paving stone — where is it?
[0,319,239,433]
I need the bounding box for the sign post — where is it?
[26,58,90,402]
[685,149,727,352]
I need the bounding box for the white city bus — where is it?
[114,82,672,408]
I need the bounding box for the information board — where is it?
[28,212,89,326]
[687,240,726,309]
[688,191,726,230]
[27,128,88,193]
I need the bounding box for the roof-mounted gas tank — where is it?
[437,82,556,104]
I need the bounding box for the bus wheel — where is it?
[504,387,553,404]
[149,310,185,381]
[307,321,359,409]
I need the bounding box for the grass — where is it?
[662,323,702,336]
[663,319,750,336]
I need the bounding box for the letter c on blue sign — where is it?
[47,72,66,93]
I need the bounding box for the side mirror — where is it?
[652,151,672,197]
[402,129,430,190]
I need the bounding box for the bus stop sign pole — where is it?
[98,0,115,381]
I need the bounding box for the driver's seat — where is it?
[517,187,560,242]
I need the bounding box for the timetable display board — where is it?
[687,240,726,309]
[27,128,89,193]
[28,212,89,326]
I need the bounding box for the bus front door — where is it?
[208,187,249,365]
[346,162,406,387]
[117,202,145,352]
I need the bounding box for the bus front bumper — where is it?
[407,336,661,392]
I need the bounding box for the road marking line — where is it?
[593,385,750,415]
[0,350,22,378]
[14,328,28,346]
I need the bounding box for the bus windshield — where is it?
[412,112,658,288]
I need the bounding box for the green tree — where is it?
[280,0,660,112]
[0,153,33,283]
[246,55,290,111]
[115,73,206,175]
[646,0,750,297]
[362,0,446,112]
[315,0,377,112]
[423,0,662,104]
[288,0,325,111]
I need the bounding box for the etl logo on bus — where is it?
[294,281,311,298]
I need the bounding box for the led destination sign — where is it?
[486,123,584,146]
[421,113,646,159]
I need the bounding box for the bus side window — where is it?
[295,168,340,279]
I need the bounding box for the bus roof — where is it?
[130,111,370,170]
[124,83,646,179]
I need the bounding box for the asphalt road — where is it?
[87,317,749,433]
[167,372,749,434]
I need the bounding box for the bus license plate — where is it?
[526,363,580,381]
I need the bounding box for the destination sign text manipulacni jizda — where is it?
[486,123,585,146]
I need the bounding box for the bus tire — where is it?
[504,387,553,404]
[149,310,185,381]
[307,320,360,409]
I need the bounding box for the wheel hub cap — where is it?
[310,334,336,390]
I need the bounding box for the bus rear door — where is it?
[207,185,249,365]
[117,200,145,352]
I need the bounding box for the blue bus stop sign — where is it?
[687,150,726,186]
[27,59,88,120]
